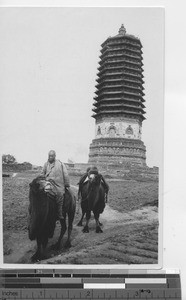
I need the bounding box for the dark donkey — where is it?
[77,174,106,233]
[28,176,76,261]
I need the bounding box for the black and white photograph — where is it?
[1,7,164,265]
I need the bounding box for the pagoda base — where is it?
[88,138,146,167]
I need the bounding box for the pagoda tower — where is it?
[88,25,147,167]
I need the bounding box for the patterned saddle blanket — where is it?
[39,178,58,198]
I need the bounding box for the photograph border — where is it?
[0,2,164,270]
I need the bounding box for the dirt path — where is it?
[102,204,157,226]
[41,204,158,265]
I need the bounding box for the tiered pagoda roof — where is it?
[92,24,146,121]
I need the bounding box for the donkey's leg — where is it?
[83,211,91,233]
[94,212,103,233]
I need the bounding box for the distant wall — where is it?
[65,162,159,181]
[2,162,32,172]
[65,163,92,176]
[2,161,158,181]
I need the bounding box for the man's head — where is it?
[48,150,56,163]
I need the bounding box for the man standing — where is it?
[41,150,70,220]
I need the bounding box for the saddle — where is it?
[39,178,58,199]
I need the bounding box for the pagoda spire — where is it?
[118,24,126,35]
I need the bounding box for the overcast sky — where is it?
[0,7,164,167]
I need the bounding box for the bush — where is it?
[2,154,16,164]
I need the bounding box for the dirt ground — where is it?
[3,171,159,265]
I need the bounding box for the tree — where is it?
[2,154,16,164]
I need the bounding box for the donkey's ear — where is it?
[29,182,32,187]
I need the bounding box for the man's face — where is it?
[48,152,56,163]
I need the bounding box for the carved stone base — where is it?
[88,138,146,167]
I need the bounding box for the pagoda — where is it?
[88,25,147,166]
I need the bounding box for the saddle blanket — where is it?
[39,179,58,198]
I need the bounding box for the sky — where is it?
[0,7,164,167]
